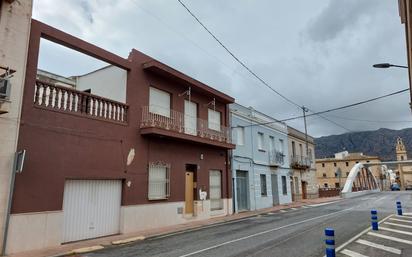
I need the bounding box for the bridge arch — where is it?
[341,163,380,193]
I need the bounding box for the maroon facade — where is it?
[12,19,234,214]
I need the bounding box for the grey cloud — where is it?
[305,0,381,42]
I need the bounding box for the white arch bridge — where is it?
[341,160,412,197]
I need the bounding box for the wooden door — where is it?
[302,181,307,199]
[185,172,194,214]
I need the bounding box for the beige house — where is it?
[0,0,32,254]
[316,152,382,189]
[287,127,318,200]
[394,137,412,189]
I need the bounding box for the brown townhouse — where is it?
[5,19,235,254]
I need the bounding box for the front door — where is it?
[236,170,248,211]
[290,179,295,201]
[302,181,307,199]
[271,174,279,205]
[185,171,194,214]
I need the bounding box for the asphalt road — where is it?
[83,192,412,257]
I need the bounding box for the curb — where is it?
[56,200,338,256]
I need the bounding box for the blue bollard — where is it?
[325,228,335,257]
[371,209,378,230]
[397,201,403,216]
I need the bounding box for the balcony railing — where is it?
[140,106,231,144]
[290,155,311,169]
[34,80,128,123]
[269,150,284,166]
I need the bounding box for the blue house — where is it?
[230,103,292,212]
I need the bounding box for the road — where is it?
[83,192,411,257]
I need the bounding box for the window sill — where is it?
[148,197,169,201]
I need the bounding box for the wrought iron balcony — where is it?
[140,106,234,148]
[290,155,311,169]
[269,150,284,166]
[34,80,128,124]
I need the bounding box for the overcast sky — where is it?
[33,0,412,137]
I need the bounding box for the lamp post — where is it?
[373,63,411,111]
[372,63,408,69]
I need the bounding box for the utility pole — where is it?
[302,106,309,158]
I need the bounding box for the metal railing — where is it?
[269,150,284,166]
[34,80,128,123]
[290,155,311,169]
[140,106,231,143]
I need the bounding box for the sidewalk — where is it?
[7,196,341,257]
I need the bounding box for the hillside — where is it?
[314,128,412,161]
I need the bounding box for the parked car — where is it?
[391,183,401,191]
[405,185,412,191]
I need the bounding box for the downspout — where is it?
[250,113,257,211]
[1,154,17,256]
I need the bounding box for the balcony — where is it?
[290,155,311,170]
[33,80,128,124]
[140,106,234,149]
[269,150,284,167]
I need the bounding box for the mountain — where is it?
[314,128,412,161]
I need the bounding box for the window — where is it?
[236,127,245,146]
[346,172,350,177]
[299,144,303,157]
[401,156,405,161]
[208,109,221,131]
[257,132,265,150]
[149,87,170,117]
[279,139,284,154]
[335,183,340,188]
[333,162,337,167]
[323,173,327,178]
[282,176,287,195]
[366,160,370,163]
[209,170,222,210]
[308,148,313,162]
[148,162,170,200]
[356,161,359,163]
[324,183,329,188]
[335,172,338,178]
[291,141,296,156]
[269,136,275,152]
[345,162,349,167]
[322,163,325,167]
[184,100,197,135]
[260,174,267,196]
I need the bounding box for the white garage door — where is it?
[62,180,122,243]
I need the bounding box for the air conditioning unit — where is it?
[0,78,11,101]
[0,78,11,114]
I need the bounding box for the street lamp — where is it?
[372,63,408,69]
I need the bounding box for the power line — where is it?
[237,88,409,128]
[280,88,409,122]
[177,0,301,110]
[177,0,354,132]
[328,115,412,123]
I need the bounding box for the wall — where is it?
[8,20,233,254]
[76,65,127,103]
[0,0,32,252]
[316,158,382,189]
[231,104,291,211]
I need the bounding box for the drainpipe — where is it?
[249,114,257,211]
[1,153,17,256]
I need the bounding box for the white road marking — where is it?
[402,213,412,216]
[384,222,412,229]
[368,232,412,245]
[341,249,369,257]
[290,208,298,210]
[380,227,412,236]
[301,205,309,208]
[355,239,401,254]
[328,214,394,257]
[390,218,412,223]
[177,208,354,257]
[395,215,412,219]
[279,209,287,213]
[307,201,341,207]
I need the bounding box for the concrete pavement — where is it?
[79,192,411,257]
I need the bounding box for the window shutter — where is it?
[208,109,221,131]
[149,87,171,117]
